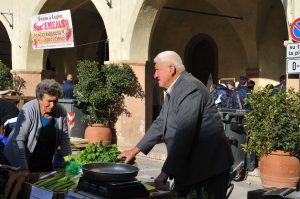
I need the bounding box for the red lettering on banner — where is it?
[43,19,69,30]
[33,22,43,31]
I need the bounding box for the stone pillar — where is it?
[107,60,153,149]
[287,74,300,91]
[11,70,42,96]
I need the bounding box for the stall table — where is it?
[1,95,35,110]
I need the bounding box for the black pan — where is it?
[82,162,139,182]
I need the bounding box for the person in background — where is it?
[118,51,233,199]
[0,99,20,164]
[0,98,19,136]
[4,79,71,174]
[226,80,235,91]
[210,83,228,108]
[247,79,256,91]
[236,76,251,110]
[61,74,74,99]
[274,75,286,92]
[265,84,274,90]
[226,80,240,109]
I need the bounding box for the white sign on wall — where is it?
[286,59,300,74]
[286,43,300,58]
[286,42,300,74]
[30,10,74,50]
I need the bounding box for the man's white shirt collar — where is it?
[166,74,181,95]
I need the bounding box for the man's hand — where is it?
[117,147,140,164]
[154,171,169,189]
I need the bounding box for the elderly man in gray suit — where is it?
[118,51,234,198]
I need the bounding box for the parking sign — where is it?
[286,59,300,74]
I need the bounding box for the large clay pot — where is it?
[259,150,300,188]
[84,124,112,145]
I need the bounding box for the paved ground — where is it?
[136,155,263,199]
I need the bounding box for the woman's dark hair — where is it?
[35,79,62,100]
[265,84,274,89]
[239,76,248,86]
[248,80,256,90]
[279,75,286,83]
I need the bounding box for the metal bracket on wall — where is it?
[105,0,112,8]
[0,12,13,29]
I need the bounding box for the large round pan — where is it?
[82,162,139,182]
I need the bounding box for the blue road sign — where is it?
[290,18,300,42]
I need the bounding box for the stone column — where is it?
[11,70,42,96]
[287,74,299,91]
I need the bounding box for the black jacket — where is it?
[0,99,19,126]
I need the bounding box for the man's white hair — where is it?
[154,51,185,71]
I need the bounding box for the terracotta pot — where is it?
[84,124,112,145]
[259,150,300,188]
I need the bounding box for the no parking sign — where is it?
[290,18,300,42]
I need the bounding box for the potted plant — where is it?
[11,72,26,95]
[74,60,143,144]
[0,60,26,96]
[242,87,300,188]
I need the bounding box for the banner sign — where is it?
[30,10,74,49]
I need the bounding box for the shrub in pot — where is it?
[74,60,143,144]
[0,61,26,95]
[242,87,300,188]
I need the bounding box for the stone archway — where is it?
[39,0,108,83]
[184,34,218,85]
[129,0,167,60]
[10,0,112,95]
[0,21,11,68]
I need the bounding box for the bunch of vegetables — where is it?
[33,171,79,192]
[65,142,125,165]
[33,143,125,192]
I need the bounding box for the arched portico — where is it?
[0,0,292,156]
[12,0,110,95]
[0,21,12,68]
[184,34,218,85]
[129,0,167,60]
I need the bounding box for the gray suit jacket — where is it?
[137,72,234,187]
